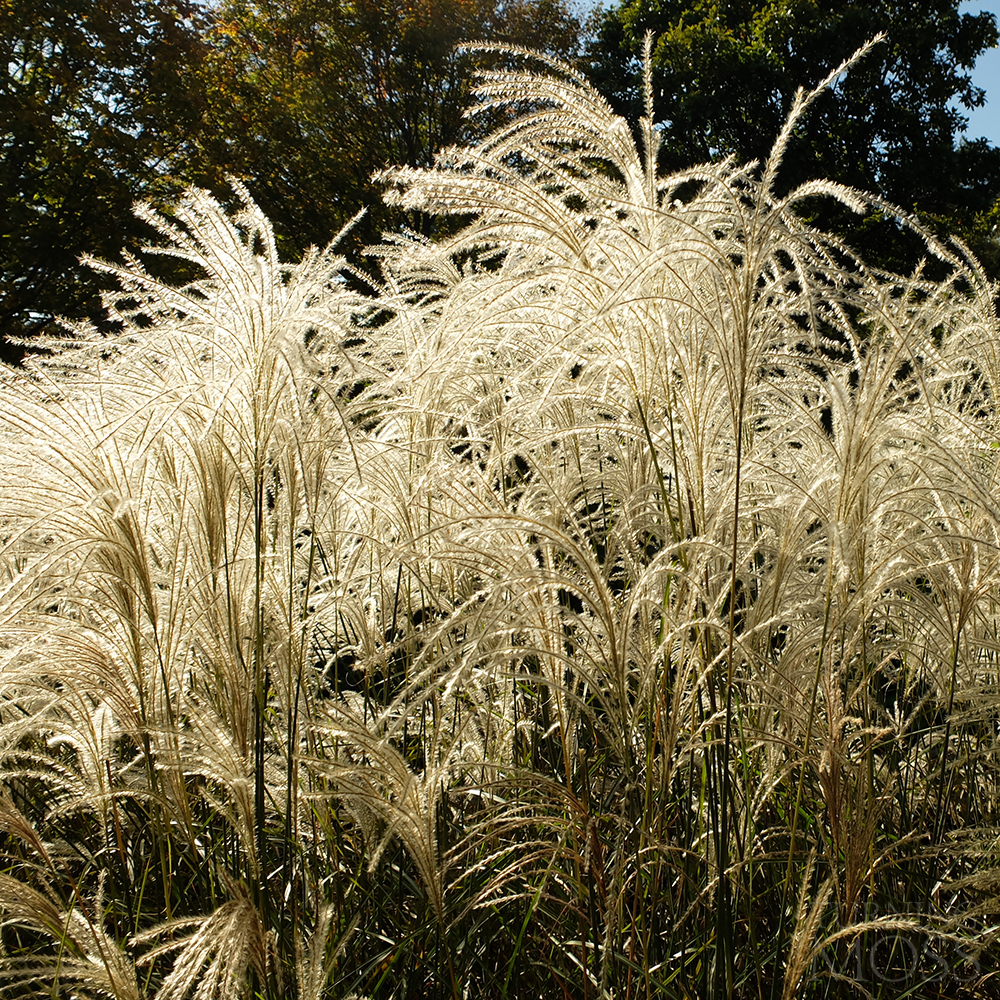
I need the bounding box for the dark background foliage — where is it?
[0,0,209,357]
[190,0,583,260]
[2,0,999,359]
[588,0,1000,275]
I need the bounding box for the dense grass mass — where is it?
[1,40,1000,1000]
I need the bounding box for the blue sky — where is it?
[962,2,1000,143]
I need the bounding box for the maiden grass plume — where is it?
[0,37,998,1000]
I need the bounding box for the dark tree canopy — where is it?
[587,0,1000,275]
[0,0,583,355]
[190,0,584,262]
[0,0,210,357]
[6,0,1000,358]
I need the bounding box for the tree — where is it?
[190,0,584,261]
[0,0,211,358]
[0,0,582,357]
[586,0,1000,275]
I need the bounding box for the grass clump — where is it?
[0,36,997,1000]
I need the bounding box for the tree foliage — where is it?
[0,0,209,357]
[0,0,583,353]
[190,0,584,260]
[587,0,1000,274]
